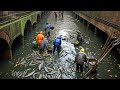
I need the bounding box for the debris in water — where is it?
[107,70,110,72]
[109,75,113,77]
[36,57,42,60]
[114,75,117,77]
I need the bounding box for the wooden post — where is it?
[87,22,90,30]
[78,15,80,21]
[83,19,84,24]
[80,17,82,22]
[76,14,77,19]
[77,15,79,20]
[94,27,97,34]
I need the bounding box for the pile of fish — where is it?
[11,27,82,79]
[11,40,77,79]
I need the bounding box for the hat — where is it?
[80,48,85,53]
[40,31,43,34]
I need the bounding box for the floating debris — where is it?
[109,75,113,77]
[107,70,110,72]
[114,75,118,77]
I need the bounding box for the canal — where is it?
[0,11,120,79]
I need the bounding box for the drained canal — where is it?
[0,11,120,79]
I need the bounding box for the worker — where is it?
[52,35,62,54]
[61,11,64,18]
[75,47,89,73]
[45,22,53,37]
[39,38,48,54]
[54,11,57,19]
[77,32,84,45]
[36,31,44,49]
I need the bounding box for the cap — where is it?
[80,48,85,53]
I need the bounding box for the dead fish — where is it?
[15,71,19,77]
[63,72,72,79]
[18,61,26,66]
[42,74,47,79]
[38,62,44,70]
[20,58,25,62]
[38,74,42,79]
[114,75,118,78]
[107,70,110,72]
[24,70,36,77]
[22,68,32,78]
[36,57,43,60]
[29,61,37,66]
[44,66,49,72]
[11,70,15,77]
[47,71,57,75]
[17,72,23,78]
[35,60,43,63]
[109,75,113,77]
[47,67,54,71]
[33,72,39,79]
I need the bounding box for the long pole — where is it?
[98,42,112,61]
[97,34,112,60]
[97,45,114,64]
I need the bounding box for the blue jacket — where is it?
[53,36,61,46]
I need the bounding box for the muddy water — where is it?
[0,11,120,79]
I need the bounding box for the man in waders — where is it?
[52,35,62,55]
[54,11,57,19]
[75,47,88,73]
[61,11,64,18]
[77,32,84,45]
[39,38,48,54]
[45,22,54,37]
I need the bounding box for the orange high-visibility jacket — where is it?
[36,31,45,46]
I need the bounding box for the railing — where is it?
[74,11,120,30]
[0,11,37,26]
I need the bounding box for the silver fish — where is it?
[33,72,39,79]
[44,66,49,72]
[35,60,42,64]
[11,70,14,77]
[24,70,36,77]
[47,71,57,75]
[38,62,44,70]
[29,60,36,66]
[38,74,42,79]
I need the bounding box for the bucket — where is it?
[50,26,54,30]
[32,41,38,48]
[88,58,97,73]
